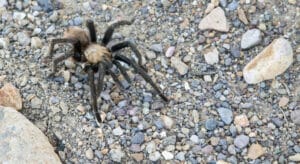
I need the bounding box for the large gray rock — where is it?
[0,106,61,163]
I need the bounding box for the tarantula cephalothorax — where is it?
[47,19,168,123]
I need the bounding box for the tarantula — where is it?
[47,19,168,123]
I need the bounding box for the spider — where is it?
[47,18,169,124]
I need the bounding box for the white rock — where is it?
[241,29,262,49]
[243,38,293,84]
[0,0,8,7]
[149,151,161,161]
[199,7,229,32]
[204,47,219,64]
[112,127,124,136]
[0,37,9,49]
[171,57,189,75]
[165,46,175,57]
[145,50,156,59]
[31,37,42,49]
[161,115,174,129]
[17,32,31,46]
[0,106,61,163]
[85,148,94,159]
[162,151,174,160]
[110,148,125,162]
[146,141,156,153]
[289,153,300,162]
[190,135,200,144]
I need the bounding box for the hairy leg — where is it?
[87,66,102,124]
[111,40,143,67]
[102,19,134,45]
[96,63,105,96]
[114,54,169,102]
[112,60,131,84]
[86,20,97,43]
[49,53,73,77]
[105,62,126,90]
[47,38,77,58]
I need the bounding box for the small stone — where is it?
[165,46,175,57]
[210,137,220,146]
[85,148,94,159]
[202,145,213,154]
[0,0,8,7]
[0,83,22,110]
[0,37,9,49]
[199,7,229,32]
[237,8,249,25]
[217,161,230,164]
[131,132,145,144]
[288,0,297,4]
[17,32,31,46]
[131,153,143,162]
[241,29,262,49]
[247,144,265,159]
[31,37,42,49]
[161,115,174,129]
[204,75,212,82]
[234,135,249,149]
[205,118,218,131]
[112,127,124,136]
[110,149,125,162]
[145,50,156,59]
[289,154,300,161]
[130,144,142,152]
[49,11,58,22]
[149,151,161,161]
[171,57,189,75]
[83,2,91,10]
[46,25,55,34]
[146,142,156,153]
[31,97,43,109]
[192,110,199,123]
[234,114,249,127]
[291,110,300,125]
[278,96,289,107]
[204,47,219,64]
[150,44,163,53]
[64,58,76,69]
[227,0,238,10]
[243,38,293,84]
[162,151,174,160]
[37,0,53,12]
[62,70,71,82]
[190,135,199,144]
[175,152,185,161]
[228,145,236,155]
[217,107,233,125]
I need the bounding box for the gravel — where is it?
[1,0,299,163]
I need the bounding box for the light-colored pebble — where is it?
[241,29,262,49]
[199,7,229,32]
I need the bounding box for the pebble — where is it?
[131,153,143,162]
[131,132,145,144]
[228,145,236,155]
[204,47,219,64]
[234,135,249,149]
[0,0,8,7]
[165,46,175,57]
[130,144,142,152]
[247,144,265,160]
[291,110,300,125]
[192,110,199,123]
[227,0,238,11]
[199,7,229,32]
[234,114,249,127]
[31,97,43,109]
[146,142,156,153]
[288,153,300,161]
[161,115,174,129]
[205,118,218,131]
[85,148,94,160]
[46,25,55,34]
[237,8,249,24]
[0,83,22,110]
[0,37,9,49]
[190,135,200,144]
[110,149,125,162]
[241,29,262,49]
[50,11,58,22]
[37,0,53,12]
[31,37,42,49]
[171,57,189,75]
[217,107,233,125]
[278,96,289,107]
[145,50,156,59]
[83,2,91,10]
[201,145,213,154]
[149,151,161,161]
[150,44,163,53]
[243,38,293,84]
[0,106,61,163]
[175,152,185,161]
[113,127,124,136]
[162,151,174,160]
[17,32,31,46]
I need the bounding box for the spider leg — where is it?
[87,66,102,124]
[114,54,169,102]
[86,20,97,43]
[112,60,131,84]
[49,52,73,77]
[47,38,77,58]
[96,62,105,96]
[105,62,126,90]
[102,19,134,46]
[110,40,144,67]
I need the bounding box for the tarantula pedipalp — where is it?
[47,19,168,124]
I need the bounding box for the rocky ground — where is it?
[0,0,299,163]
